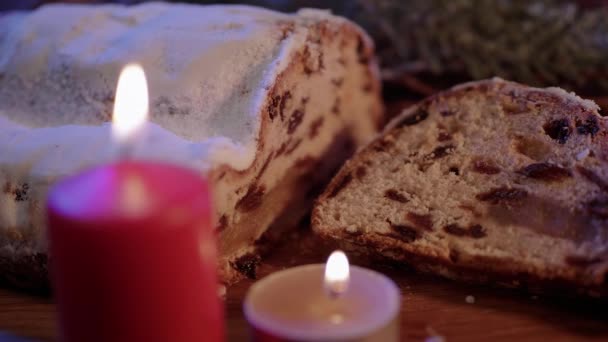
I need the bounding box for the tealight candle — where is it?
[46,65,223,342]
[244,251,400,341]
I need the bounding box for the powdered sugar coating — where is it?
[0,3,339,172]
[0,3,352,251]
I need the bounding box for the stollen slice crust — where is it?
[313,78,608,296]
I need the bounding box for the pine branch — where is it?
[356,0,608,91]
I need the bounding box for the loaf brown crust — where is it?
[312,78,608,296]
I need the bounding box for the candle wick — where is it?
[116,143,133,161]
[324,281,347,300]
[326,289,341,300]
[113,125,146,162]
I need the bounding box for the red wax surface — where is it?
[47,161,223,342]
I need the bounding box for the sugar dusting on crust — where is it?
[0,3,343,172]
[0,3,364,256]
[544,87,599,112]
[454,77,600,112]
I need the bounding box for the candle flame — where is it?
[324,250,350,298]
[112,64,149,143]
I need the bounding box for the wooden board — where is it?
[0,228,607,342]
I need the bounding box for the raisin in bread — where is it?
[0,3,382,290]
[313,78,608,296]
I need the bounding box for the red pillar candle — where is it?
[47,161,223,342]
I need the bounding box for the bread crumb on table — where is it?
[465,295,475,304]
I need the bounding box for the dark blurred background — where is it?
[1,0,607,114]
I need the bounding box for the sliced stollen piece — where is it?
[313,78,608,296]
[0,3,382,290]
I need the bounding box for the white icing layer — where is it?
[0,2,326,173]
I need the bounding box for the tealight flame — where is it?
[112,64,149,143]
[324,250,350,298]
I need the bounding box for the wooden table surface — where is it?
[0,228,607,342]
